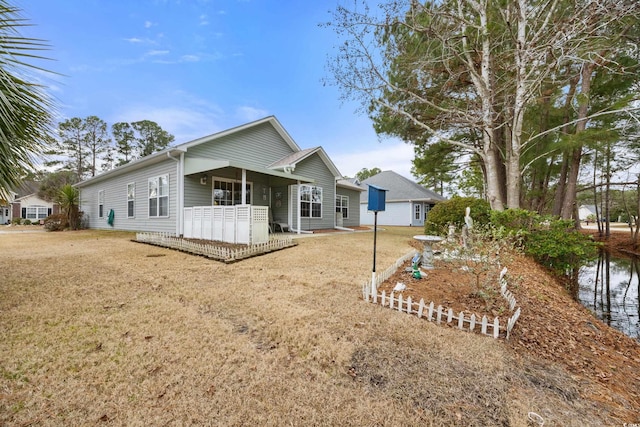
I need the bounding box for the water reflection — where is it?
[578,250,639,340]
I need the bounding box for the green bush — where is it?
[22,219,31,225]
[43,213,68,231]
[11,217,21,225]
[425,197,491,235]
[490,208,540,234]
[523,219,599,275]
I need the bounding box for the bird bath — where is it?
[413,235,443,270]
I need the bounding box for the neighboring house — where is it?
[75,116,364,240]
[358,170,446,227]
[578,205,597,221]
[0,190,15,224]
[10,182,58,223]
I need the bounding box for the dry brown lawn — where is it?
[0,227,637,426]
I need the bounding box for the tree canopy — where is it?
[326,0,640,216]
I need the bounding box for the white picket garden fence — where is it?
[363,250,522,340]
[136,232,294,263]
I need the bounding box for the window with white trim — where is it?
[213,179,252,205]
[127,183,135,218]
[300,185,322,218]
[148,175,169,217]
[98,190,104,218]
[335,195,349,219]
[26,206,48,220]
[414,203,422,221]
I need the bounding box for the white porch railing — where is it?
[183,205,269,244]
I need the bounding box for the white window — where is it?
[149,175,169,217]
[127,183,135,218]
[98,190,104,218]
[213,179,252,205]
[414,203,422,221]
[424,204,431,221]
[300,185,322,218]
[26,206,48,220]
[336,195,349,219]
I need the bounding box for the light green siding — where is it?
[79,159,179,234]
[185,123,294,169]
[336,187,362,227]
[289,154,336,231]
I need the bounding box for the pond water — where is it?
[577,251,639,340]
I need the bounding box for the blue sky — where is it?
[19,0,415,179]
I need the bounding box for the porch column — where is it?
[241,169,247,205]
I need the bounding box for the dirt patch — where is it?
[374,233,640,423]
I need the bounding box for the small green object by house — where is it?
[107,209,115,226]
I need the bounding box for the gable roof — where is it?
[76,115,346,188]
[179,115,301,152]
[359,170,445,203]
[337,179,365,192]
[268,146,343,179]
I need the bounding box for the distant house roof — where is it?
[358,170,445,203]
[13,181,40,200]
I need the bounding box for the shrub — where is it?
[490,208,540,234]
[523,219,599,275]
[11,217,21,225]
[425,197,491,235]
[22,219,31,225]
[43,213,68,231]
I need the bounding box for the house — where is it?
[358,170,445,226]
[8,182,58,224]
[578,204,597,222]
[75,116,364,243]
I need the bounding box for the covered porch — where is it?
[180,157,313,244]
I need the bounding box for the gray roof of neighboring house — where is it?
[358,170,445,203]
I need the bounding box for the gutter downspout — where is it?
[167,151,182,236]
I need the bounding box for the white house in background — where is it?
[578,205,597,221]
[359,170,446,227]
[9,182,58,224]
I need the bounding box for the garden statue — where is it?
[461,206,473,248]
[447,224,456,242]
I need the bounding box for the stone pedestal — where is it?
[413,235,443,270]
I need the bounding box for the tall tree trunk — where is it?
[552,70,581,217]
[561,63,595,219]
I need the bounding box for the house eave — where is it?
[75,148,187,188]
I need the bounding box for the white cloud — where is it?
[147,49,170,56]
[144,21,154,29]
[199,14,209,26]
[235,106,269,122]
[110,100,225,144]
[181,54,200,62]
[331,142,416,180]
[124,37,144,43]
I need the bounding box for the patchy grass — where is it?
[0,228,634,425]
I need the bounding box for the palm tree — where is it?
[57,184,80,230]
[0,1,55,200]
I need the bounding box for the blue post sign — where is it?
[367,184,387,212]
[368,184,388,299]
